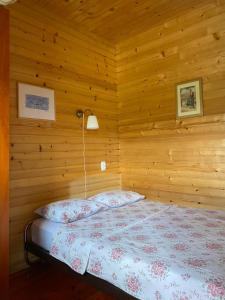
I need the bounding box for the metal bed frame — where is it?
[24,221,137,300]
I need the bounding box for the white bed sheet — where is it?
[31,218,62,251]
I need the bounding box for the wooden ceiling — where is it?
[18,0,212,44]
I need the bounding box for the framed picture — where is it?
[176,79,203,118]
[18,83,55,120]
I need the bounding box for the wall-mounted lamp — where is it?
[75,109,99,199]
[76,109,99,130]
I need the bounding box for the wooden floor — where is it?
[10,263,115,300]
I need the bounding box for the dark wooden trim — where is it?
[0,7,9,300]
[25,227,137,300]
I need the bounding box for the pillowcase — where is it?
[35,199,106,223]
[88,190,145,208]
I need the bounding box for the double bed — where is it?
[25,199,225,300]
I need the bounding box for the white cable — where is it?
[82,114,87,199]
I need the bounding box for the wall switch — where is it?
[100,161,106,171]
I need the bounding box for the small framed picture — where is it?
[18,83,55,120]
[176,79,203,118]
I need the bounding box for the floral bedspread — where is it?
[87,205,225,300]
[50,200,169,274]
[50,201,225,300]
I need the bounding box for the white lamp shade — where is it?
[86,115,99,130]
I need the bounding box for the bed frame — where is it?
[24,222,137,300]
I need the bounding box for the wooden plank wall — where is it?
[9,3,120,273]
[118,1,225,210]
[0,7,9,298]
[9,0,225,273]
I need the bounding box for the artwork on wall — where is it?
[18,83,55,120]
[176,79,203,118]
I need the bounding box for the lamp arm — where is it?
[76,109,93,119]
[83,109,93,116]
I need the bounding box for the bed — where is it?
[25,200,225,300]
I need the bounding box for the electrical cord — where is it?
[82,114,87,199]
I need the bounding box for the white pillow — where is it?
[88,190,145,208]
[35,199,106,223]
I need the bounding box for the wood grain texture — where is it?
[0,7,9,299]
[9,3,120,273]
[17,0,214,44]
[118,0,225,211]
[9,0,225,274]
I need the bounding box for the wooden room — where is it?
[0,0,225,299]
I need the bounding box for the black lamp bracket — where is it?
[76,109,93,119]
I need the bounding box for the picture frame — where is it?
[176,78,203,118]
[18,83,55,120]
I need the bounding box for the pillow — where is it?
[88,190,145,208]
[35,199,106,223]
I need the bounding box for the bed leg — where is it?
[24,248,31,266]
[24,221,34,266]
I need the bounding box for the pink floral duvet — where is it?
[50,201,225,300]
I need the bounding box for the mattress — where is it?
[31,218,62,251]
